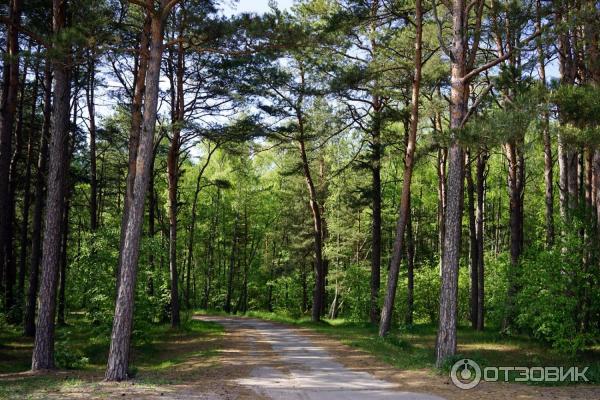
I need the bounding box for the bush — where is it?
[55,341,89,369]
[516,231,599,353]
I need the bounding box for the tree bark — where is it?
[18,59,40,316]
[166,33,184,328]
[435,0,470,367]
[475,153,486,330]
[0,0,22,309]
[86,54,98,231]
[114,11,151,297]
[105,1,175,381]
[370,103,382,325]
[57,198,69,326]
[378,0,422,336]
[31,0,70,370]
[24,62,52,337]
[298,136,326,322]
[466,151,478,329]
[405,199,414,326]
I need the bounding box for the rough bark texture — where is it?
[114,12,151,298]
[24,62,52,338]
[31,0,70,370]
[105,2,171,381]
[378,0,422,337]
[435,0,468,367]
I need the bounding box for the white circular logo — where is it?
[450,358,482,389]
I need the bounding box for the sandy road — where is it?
[196,316,445,400]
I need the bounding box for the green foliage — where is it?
[516,223,600,353]
[55,341,90,370]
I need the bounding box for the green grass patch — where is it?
[0,314,224,398]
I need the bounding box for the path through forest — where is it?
[197,316,444,400]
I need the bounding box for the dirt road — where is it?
[197,316,445,400]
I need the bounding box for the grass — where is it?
[204,309,600,386]
[0,314,224,399]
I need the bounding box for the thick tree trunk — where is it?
[0,0,22,308]
[114,12,151,297]
[378,0,422,336]
[31,0,70,370]
[105,2,172,380]
[24,62,52,337]
[435,0,468,367]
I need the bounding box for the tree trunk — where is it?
[536,0,554,246]
[114,11,151,298]
[105,2,173,380]
[57,198,69,326]
[298,137,325,322]
[466,152,478,329]
[0,0,22,309]
[378,0,422,336]
[87,54,98,231]
[370,104,382,324]
[31,0,70,370]
[435,0,468,367]
[224,219,237,313]
[476,153,486,330]
[437,146,447,272]
[405,199,414,326]
[166,32,185,327]
[18,59,40,317]
[24,62,52,338]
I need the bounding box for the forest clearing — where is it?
[0,0,600,398]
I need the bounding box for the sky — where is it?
[220,0,295,15]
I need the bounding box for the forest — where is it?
[0,0,599,398]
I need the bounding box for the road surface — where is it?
[197,316,445,400]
